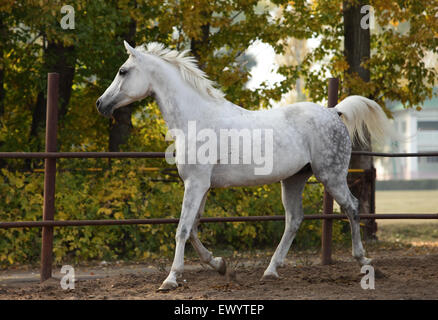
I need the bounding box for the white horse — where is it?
[97,41,393,291]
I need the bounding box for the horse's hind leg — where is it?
[189,192,226,275]
[262,168,312,280]
[324,178,372,266]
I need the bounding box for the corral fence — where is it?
[1,74,438,282]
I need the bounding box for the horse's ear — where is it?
[124,40,137,58]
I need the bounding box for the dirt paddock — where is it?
[1,244,437,300]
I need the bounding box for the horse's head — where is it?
[96,41,152,117]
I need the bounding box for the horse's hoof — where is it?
[260,272,280,281]
[157,280,178,292]
[357,257,372,266]
[217,257,227,276]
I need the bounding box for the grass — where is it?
[377,223,438,244]
[334,190,438,244]
[374,190,438,244]
[376,190,438,213]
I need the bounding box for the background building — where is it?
[375,92,438,181]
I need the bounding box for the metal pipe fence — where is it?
[1,74,437,282]
[1,214,437,229]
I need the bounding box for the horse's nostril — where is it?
[96,98,102,109]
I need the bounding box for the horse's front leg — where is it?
[190,192,227,275]
[158,180,210,291]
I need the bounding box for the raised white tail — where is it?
[334,95,395,148]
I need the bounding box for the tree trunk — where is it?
[0,13,5,118]
[190,22,210,68]
[0,14,6,168]
[108,18,136,152]
[343,0,377,241]
[30,41,75,152]
[0,65,3,118]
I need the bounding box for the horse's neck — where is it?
[150,62,225,132]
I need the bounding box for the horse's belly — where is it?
[209,134,310,187]
[210,162,307,188]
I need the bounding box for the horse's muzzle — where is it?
[96,97,102,110]
[96,98,112,118]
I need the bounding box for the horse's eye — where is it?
[119,68,127,76]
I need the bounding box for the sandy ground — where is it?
[1,244,437,300]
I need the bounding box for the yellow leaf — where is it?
[97,208,113,215]
[114,212,124,219]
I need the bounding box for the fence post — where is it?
[321,77,339,265]
[366,166,378,238]
[40,73,59,282]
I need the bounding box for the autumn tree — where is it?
[0,1,159,157]
[1,0,301,159]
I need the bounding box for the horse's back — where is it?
[208,102,350,187]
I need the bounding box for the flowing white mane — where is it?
[136,42,225,101]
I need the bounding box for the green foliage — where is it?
[0,169,44,265]
[278,0,438,110]
[0,0,297,156]
[1,1,437,156]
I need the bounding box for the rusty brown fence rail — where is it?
[0,152,169,158]
[1,74,438,282]
[1,214,438,229]
[3,151,438,159]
